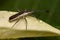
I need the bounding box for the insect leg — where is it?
[23,17,27,30]
[11,19,20,28]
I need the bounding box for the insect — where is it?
[9,10,34,30]
[9,9,49,30]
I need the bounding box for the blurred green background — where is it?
[0,0,60,40]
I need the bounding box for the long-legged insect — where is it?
[9,9,49,30]
[9,10,34,30]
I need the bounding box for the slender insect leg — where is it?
[11,19,20,28]
[23,17,27,30]
[1,19,20,37]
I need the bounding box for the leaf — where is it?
[0,11,60,39]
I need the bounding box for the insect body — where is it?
[9,10,33,22]
[9,10,34,30]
